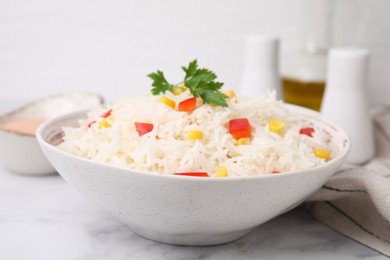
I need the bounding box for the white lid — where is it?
[327,47,370,91]
[243,35,279,71]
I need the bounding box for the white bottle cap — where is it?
[240,35,281,98]
[326,48,370,91]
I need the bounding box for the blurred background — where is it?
[0,0,389,104]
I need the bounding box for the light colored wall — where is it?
[0,0,389,104]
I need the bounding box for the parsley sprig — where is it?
[147,60,228,107]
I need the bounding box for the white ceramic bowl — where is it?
[36,105,350,245]
[0,93,104,175]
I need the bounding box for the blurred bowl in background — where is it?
[0,92,104,175]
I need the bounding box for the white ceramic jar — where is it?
[321,47,375,164]
[240,35,282,99]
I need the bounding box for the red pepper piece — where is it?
[88,120,96,128]
[178,97,197,113]
[272,171,281,174]
[88,109,112,128]
[174,172,209,177]
[100,109,112,118]
[229,118,251,140]
[299,127,315,137]
[134,122,154,136]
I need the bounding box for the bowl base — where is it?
[131,227,254,246]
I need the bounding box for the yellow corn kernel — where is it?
[215,166,228,177]
[235,138,249,146]
[99,118,111,129]
[160,96,176,109]
[98,116,115,129]
[188,130,203,141]
[269,119,285,133]
[224,89,236,101]
[314,148,330,161]
[172,85,187,95]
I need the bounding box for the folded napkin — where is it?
[306,107,390,257]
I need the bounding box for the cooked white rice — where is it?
[59,90,331,177]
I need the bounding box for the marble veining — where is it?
[0,168,386,260]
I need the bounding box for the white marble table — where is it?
[0,167,386,260]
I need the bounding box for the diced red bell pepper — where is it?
[272,171,281,174]
[299,127,315,137]
[135,122,154,136]
[100,109,112,118]
[88,109,112,128]
[178,97,197,113]
[88,120,96,128]
[229,118,251,140]
[174,172,209,177]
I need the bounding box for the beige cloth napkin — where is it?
[306,107,390,257]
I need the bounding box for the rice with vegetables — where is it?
[59,60,332,177]
[59,90,331,177]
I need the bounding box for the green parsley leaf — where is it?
[182,60,199,81]
[147,70,174,95]
[148,60,228,107]
[197,87,228,106]
[185,69,217,89]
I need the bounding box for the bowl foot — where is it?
[132,227,254,246]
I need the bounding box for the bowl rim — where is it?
[36,103,350,182]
